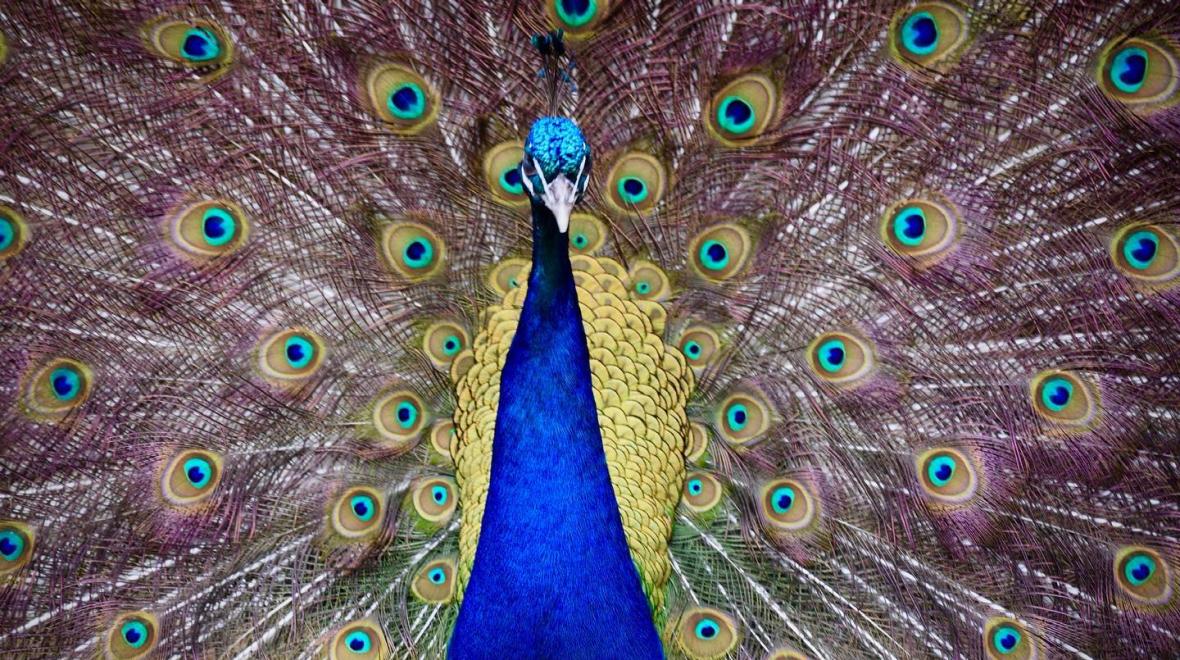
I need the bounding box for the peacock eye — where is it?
[284,336,315,369]
[567,214,606,254]
[760,478,818,532]
[411,477,458,525]
[685,422,710,464]
[364,63,440,134]
[707,73,778,145]
[429,421,456,460]
[258,328,325,385]
[1110,224,1179,285]
[423,321,469,370]
[1029,370,1099,429]
[24,357,93,418]
[106,612,158,658]
[604,152,667,214]
[915,447,978,504]
[161,450,222,506]
[168,200,249,260]
[891,2,970,69]
[682,472,722,513]
[1098,37,1179,108]
[880,197,961,265]
[329,621,388,658]
[1114,545,1172,605]
[381,221,446,281]
[0,522,34,576]
[548,0,610,34]
[487,258,530,296]
[372,390,429,447]
[689,223,753,281]
[412,557,458,603]
[678,326,721,372]
[628,260,671,301]
[807,331,876,388]
[982,618,1034,659]
[715,390,773,444]
[331,487,385,539]
[0,206,29,260]
[144,19,233,71]
[676,608,739,657]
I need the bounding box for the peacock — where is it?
[1,0,1179,657]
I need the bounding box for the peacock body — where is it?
[1,1,1180,659]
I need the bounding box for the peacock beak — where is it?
[521,156,587,234]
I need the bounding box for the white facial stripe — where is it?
[522,155,588,234]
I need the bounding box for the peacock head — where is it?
[520,116,591,234]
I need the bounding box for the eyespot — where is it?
[257,328,325,385]
[685,422,709,463]
[714,390,773,445]
[423,322,469,370]
[1114,545,1172,605]
[429,420,455,460]
[682,472,723,513]
[105,612,158,660]
[983,618,1036,660]
[167,199,249,261]
[688,222,753,281]
[880,197,961,265]
[23,357,93,418]
[160,449,223,507]
[675,607,739,659]
[412,557,457,603]
[706,73,778,145]
[547,0,611,35]
[891,3,971,70]
[371,389,428,448]
[144,18,233,70]
[411,477,457,524]
[678,326,721,373]
[0,205,29,260]
[1097,37,1180,109]
[604,152,667,214]
[483,141,529,207]
[329,487,384,540]
[363,63,440,134]
[806,331,877,388]
[1110,224,1179,285]
[915,447,978,505]
[487,258,530,296]
[328,620,389,660]
[759,478,818,532]
[1029,370,1099,429]
[0,521,34,576]
[381,221,446,281]
[567,213,607,254]
[628,260,671,301]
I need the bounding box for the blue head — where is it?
[520,116,591,233]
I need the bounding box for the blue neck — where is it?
[449,202,663,659]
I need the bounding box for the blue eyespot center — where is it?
[344,630,372,653]
[618,177,649,204]
[388,83,426,120]
[817,338,846,373]
[684,341,702,359]
[893,206,926,247]
[573,233,588,248]
[443,336,461,356]
[687,478,703,496]
[350,494,375,522]
[201,207,236,247]
[121,620,149,648]
[428,567,447,584]
[0,530,25,561]
[431,484,448,505]
[557,0,597,27]
[284,336,315,369]
[403,238,434,268]
[927,455,956,487]
[901,12,939,56]
[717,96,756,135]
[1040,377,1073,412]
[726,403,749,431]
[183,457,213,489]
[636,281,651,295]
[1111,46,1149,94]
[1125,553,1157,586]
[0,217,15,251]
[992,626,1021,654]
[694,619,719,640]
[700,240,729,270]
[771,486,795,514]
[181,27,221,62]
[1123,230,1159,270]
[49,366,82,401]
[499,166,524,196]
